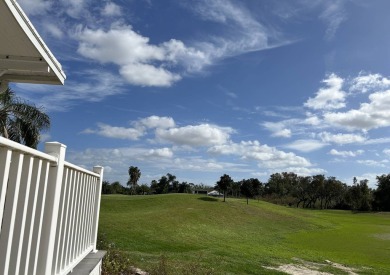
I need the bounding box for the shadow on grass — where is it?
[198,197,219,202]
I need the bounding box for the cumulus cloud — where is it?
[139,116,175,129]
[263,121,292,138]
[329,149,364,157]
[208,140,313,169]
[349,73,390,93]
[119,63,181,87]
[324,90,390,130]
[273,167,327,177]
[357,159,389,168]
[284,139,328,152]
[318,132,366,144]
[83,123,145,140]
[17,0,52,15]
[76,25,208,87]
[101,2,122,17]
[156,124,233,146]
[73,0,287,87]
[304,73,346,110]
[146,148,173,158]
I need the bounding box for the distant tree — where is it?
[128,166,141,195]
[178,182,191,193]
[111,181,125,194]
[0,87,50,148]
[346,178,372,211]
[150,180,159,194]
[230,181,241,198]
[266,172,298,198]
[240,178,260,204]
[323,177,345,209]
[215,174,233,202]
[137,184,150,195]
[102,180,112,194]
[157,175,169,194]
[374,174,390,211]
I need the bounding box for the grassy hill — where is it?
[98,194,390,274]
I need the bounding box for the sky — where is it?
[13,0,390,188]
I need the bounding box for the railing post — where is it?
[92,166,104,252]
[36,142,66,275]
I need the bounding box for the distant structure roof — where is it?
[0,0,66,85]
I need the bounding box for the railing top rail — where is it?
[64,161,100,178]
[0,136,57,163]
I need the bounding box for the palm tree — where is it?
[0,87,50,148]
[128,166,141,195]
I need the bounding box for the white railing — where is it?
[0,137,104,275]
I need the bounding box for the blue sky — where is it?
[14,0,390,187]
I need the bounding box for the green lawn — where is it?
[98,194,390,274]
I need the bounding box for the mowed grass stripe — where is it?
[99,194,390,274]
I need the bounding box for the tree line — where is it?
[102,166,209,196]
[102,166,390,212]
[215,172,390,211]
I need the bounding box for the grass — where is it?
[98,194,390,274]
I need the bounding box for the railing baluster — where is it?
[63,169,75,269]
[0,147,12,235]
[20,158,43,275]
[0,152,24,275]
[53,166,69,274]
[9,155,34,275]
[29,160,50,275]
[59,168,72,272]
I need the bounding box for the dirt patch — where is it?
[264,258,361,275]
[265,264,332,275]
[371,233,390,240]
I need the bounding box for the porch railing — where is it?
[0,137,104,275]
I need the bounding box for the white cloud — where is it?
[304,73,346,110]
[146,148,173,158]
[304,115,321,126]
[18,0,52,15]
[329,149,364,157]
[208,140,313,169]
[76,25,211,87]
[319,0,347,40]
[349,73,390,93]
[156,124,233,146]
[284,139,328,152]
[60,0,89,18]
[44,23,64,39]
[101,2,122,17]
[16,70,126,111]
[139,116,175,129]
[273,167,327,177]
[83,123,144,140]
[318,132,366,144]
[357,159,389,168]
[263,121,292,138]
[119,63,181,87]
[364,137,390,145]
[324,90,390,130]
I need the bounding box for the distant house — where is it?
[193,189,208,195]
[207,190,223,197]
